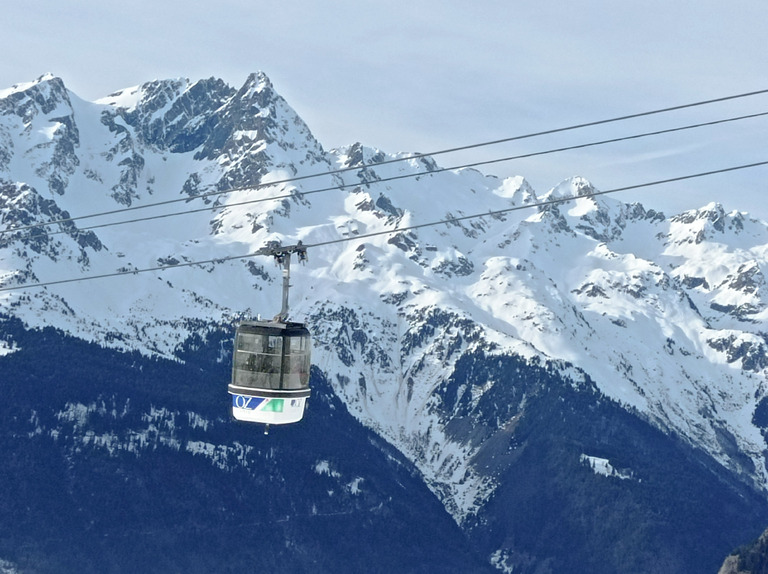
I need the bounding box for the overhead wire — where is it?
[2,160,766,293]
[10,109,768,239]
[304,160,768,249]
[2,87,768,237]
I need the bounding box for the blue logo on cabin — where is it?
[232,395,266,410]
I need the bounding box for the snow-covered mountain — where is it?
[1,72,767,573]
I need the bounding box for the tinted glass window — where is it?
[233,330,310,390]
[289,335,308,352]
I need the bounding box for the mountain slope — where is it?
[0,317,495,573]
[1,72,768,572]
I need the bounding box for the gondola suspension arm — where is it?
[257,240,308,323]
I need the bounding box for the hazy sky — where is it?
[3,0,767,219]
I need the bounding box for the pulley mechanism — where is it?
[261,240,308,323]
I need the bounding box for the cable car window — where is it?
[266,336,282,353]
[236,334,260,353]
[289,336,308,352]
[234,351,253,371]
[230,324,311,392]
[233,349,281,389]
[260,353,282,374]
[282,352,310,389]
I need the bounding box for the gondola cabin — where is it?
[228,320,311,424]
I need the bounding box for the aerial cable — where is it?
[18,110,768,239]
[2,88,768,236]
[390,88,768,162]
[2,160,766,293]
[304,160,768,249]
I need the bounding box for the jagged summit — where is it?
[544,174,596,199]
[0,72,67,104]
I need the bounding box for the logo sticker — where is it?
[232,395,265,410]
[231,395,284,412]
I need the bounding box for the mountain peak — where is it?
[243,71,273,92]
[338,142,387,168]
[544,175,596,200]
[669,202,756,245]
[494,175,538,205]
[675,201,728,223]
[0,73,71,119]
[0,72,63,98]
[233,72,278,108]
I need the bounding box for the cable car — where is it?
[229,319,311,424]
[228,242,311,428]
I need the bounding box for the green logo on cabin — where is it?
[262,399,284,412]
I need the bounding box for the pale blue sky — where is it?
[3,0,767,219]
